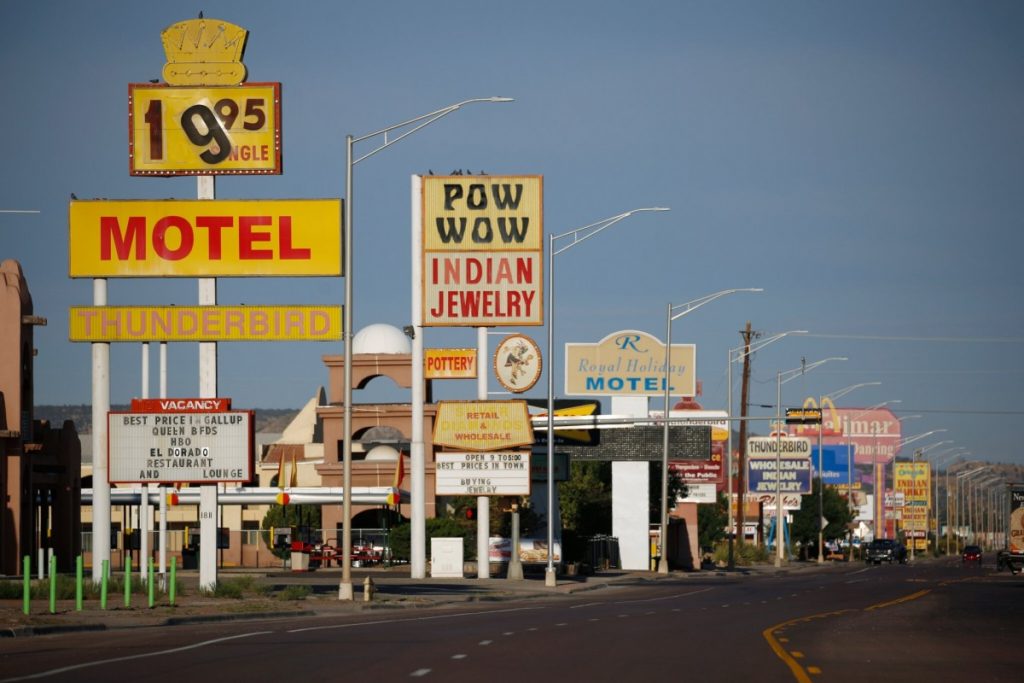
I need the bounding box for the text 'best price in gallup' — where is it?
[108,411,253,484]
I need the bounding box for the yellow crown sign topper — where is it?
[161,18,248,86]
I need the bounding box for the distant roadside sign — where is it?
[747,436,812,458]
[434,452,530,496]
[108,410,253,484]
[129,83,282,175]
[746,456,812,494]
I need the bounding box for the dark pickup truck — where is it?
[864,539,907,565]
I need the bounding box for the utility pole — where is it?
[736,322,755,547]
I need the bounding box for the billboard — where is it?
[432,400,534,451]
[434,452,530,496]
[129,83,282,176]
[894,462,931,535]
[789,398,901,465]
[69,305,341,342]
[422,175,543,327]
[424,348,478,379]
[108,410,253,484]
[747,436,812,459]
[747,457,813,494]
[1010,485,1024,555]
[565,330,695,398]
[811,445,855,486]
[69,199,341,277]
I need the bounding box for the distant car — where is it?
[962,545,982,565]
[864,539,907,565]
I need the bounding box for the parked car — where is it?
[864,539,907,565]
[962,545,983,565]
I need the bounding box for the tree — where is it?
[790,478,854,555]
[260,504,322,560]
[698,493,729,551]
[648,462,688,524]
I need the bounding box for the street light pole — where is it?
[774,358,847,565]
[657,289,762,574]
[725,330,806,569]
[341,97,512,596]
[546,207,669,587]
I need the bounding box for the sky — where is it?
[2,1,1023,465]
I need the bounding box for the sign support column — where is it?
[197,174,218,591]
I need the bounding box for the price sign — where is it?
[129,83,281,176]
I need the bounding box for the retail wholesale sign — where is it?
[424,348,478,379]
[129,83,282,176]
[69,199,341,277]
[746,457,812,494]
[422,175,543,327]
[565,330,695,397]
[433,400,534,451]
[69,305,341,342]
[747,436,812,458]
[434,452,530,495]
[108,410,253,484]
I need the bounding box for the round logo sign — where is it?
[493,334,542,393]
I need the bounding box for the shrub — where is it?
[278,585,310,601]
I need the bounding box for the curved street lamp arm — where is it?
[352,97,514,164]
[670,288,763,322]
[551,207,669,257]
[779,356,847,385]
[826,381,882,402]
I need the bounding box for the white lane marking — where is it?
[479,640,492,646]
[850,566,873,575]
[452,654,467,660]
[614,588,714,605]
[527,627,538,631]
[0,632,270,683]
[410,669,431,677]
[556,622,568,626]
[589,618,600,621]
[845,578,869,584]
[503,631,515,636]
[288,605,544,633]
[570,602,604,610]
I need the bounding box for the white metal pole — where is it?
[91,278,110,583]
[140,343,149,584]
[197,174,218,591]
[411,175,426,580]
[476,326,490,579]
[658,303,672,574]
[545,231,556,587]
[726,348,734,570]
[775,371,784,565]
[339,134,355,600]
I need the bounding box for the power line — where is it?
[803,333,1024,343]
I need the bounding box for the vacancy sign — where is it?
[421,176,543,327]
[435,452,530,495]
[108,410,253,484]
[69,199,341,277]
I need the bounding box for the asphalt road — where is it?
[1,558,1019,682]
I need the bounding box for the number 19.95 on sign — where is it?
[129,83,281,176]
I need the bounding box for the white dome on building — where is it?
[352,323,412,354]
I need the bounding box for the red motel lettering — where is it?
[99,215,312,262]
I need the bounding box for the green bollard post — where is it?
[125,556,132,607]
[76,556,83,611]
[49,555,57,614]
[169,556,177,606]
[101,559,109,610]
[22,556,30,616]
[148,557,155,608]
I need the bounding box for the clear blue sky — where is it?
[2,1,1022,465]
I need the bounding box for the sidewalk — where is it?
[1,560,831,637]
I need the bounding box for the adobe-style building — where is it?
[1,259,81,575]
